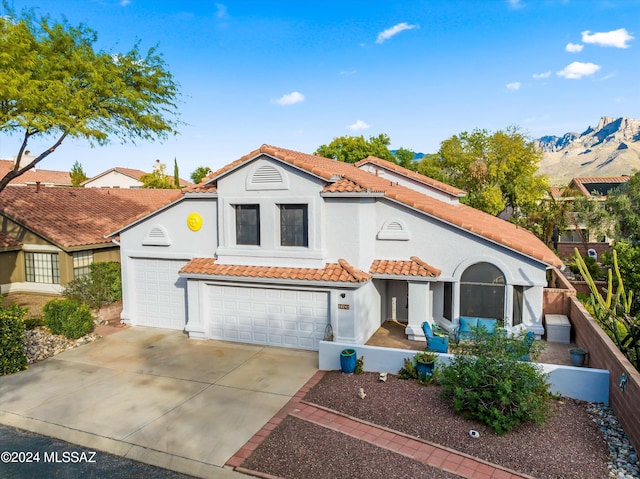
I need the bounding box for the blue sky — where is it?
[1,0,639,177]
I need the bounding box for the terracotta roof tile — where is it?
[0,160,71,186]
[179,258,371,283]
[355,156,466,197]
[0,186,182,249]
[370,257,441,277]
[197,145,562,268]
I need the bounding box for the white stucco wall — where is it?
[85,172,142,188]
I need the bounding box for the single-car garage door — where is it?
[132,258,188,330]
[207,285,329,350]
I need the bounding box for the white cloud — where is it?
[271,91,305,106]
[556,61,601,79]
[120,0,130,5]
[215,3,228,19]
[347,120,370,131]
[581,28,634,48]
[565,42,583,53]
[532,71,551,79]
[507,0,526,9]
[506,82,521,91]
[376,23,417,44]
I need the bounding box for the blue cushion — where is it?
[459,316,478,333]
[422,321,433,338]
[478,318,497,334]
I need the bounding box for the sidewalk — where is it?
[227,371,534,479]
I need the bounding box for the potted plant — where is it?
[569,347,588,367]
[340,348,357,374]
[414,351,438,380]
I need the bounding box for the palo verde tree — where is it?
[0,5,180,193]
[421,126,548,217]
[69,160,88,187]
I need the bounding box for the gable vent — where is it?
[246,163,289,190]
[253,165,282,183]
[377,218,410,241]
[142,224,171,246]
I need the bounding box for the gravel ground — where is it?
[242,371,610,479]
[23,327,101,364]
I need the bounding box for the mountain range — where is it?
[536,116,640,184]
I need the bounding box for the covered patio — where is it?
[366,320,580,366]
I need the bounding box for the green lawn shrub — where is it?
[0,304,28,375]
[63,261,122,310]
[43,299,94,339]
[440,328,552,435]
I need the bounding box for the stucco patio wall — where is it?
[318,341,609,404]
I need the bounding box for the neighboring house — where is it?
[0,158,72,187]
[549,176,630,259]
[110,145,562,351]
[83,163,193,189]
[0,186,181,294]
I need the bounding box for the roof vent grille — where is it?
[143,224,171,246]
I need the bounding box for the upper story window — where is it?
[25,252,60,284]
[280,204,308,247]
[235,204,260,245]
[72,250,93,278]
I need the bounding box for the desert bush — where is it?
[43,299,94,339]
[440,328,552,435]
[63,261,122,310]
[0,303,28,375]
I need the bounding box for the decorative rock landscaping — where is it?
[588,403,640,479]
[23,327,101,364]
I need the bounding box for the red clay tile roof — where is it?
[204,145,562,267]
[0,186,182,249]
[179,258,371,283]
[0,160,72,186]
[355,156,466,197]
[0,231,22,249]
[370,257,441,277]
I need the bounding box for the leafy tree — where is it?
[191,166,212,184]
[421,126,548,217]
[0,5,180,193]
[315,134,396,164]
[69,160,88,187]
[140,163,176,189]
[603,172,640,242]
[173,157,180,188]
[393,147,418,171]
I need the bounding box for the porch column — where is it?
[185,279,206,339]
[405,281,432,341]
[524,286,545,339]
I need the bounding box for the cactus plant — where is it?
[574,248,639,370]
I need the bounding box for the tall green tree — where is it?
[0,5,180,193]
[420,126,548,217]
[315,134,396,164]
[604,172,640,242]
[190,166,212,184]
[173,157,180,188]
[69,160,88,187]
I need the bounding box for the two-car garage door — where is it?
[206,285,329,350]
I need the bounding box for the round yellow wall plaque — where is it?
[187,212,203,231]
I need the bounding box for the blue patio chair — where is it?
[422,321,449,353]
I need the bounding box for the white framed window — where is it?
[25,252,60,284]
[73,250,94,278]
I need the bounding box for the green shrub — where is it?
[0,304,28,375]
[23,317,45,330]
[43,299,94,339]
[63,261,122,310]
[440,329,552,435]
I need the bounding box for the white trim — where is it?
[1,282,63,295]
[21,244,63,252]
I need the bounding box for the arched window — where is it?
[460,262,505,320]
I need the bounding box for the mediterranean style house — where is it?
[0,186,181,294]
[111,145,563,350]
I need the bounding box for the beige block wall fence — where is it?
[544,268,640,456]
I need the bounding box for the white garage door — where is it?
[207,285,329,350]
[132,258,188,330]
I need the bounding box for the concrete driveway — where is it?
[0,327,319,478]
